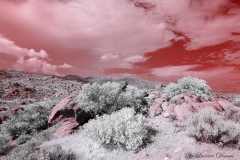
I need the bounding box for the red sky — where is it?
[0,0,240,93]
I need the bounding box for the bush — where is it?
[1,104,52,139]
[15,134,32,145]
[83,107,149,150]
[233,96,240,107]
[76,82,148,116]
[7,123,64,160]
[46,145,77,160]
[7,138,42,160]
[117,85,148,114]
[162,76,211,100]
[0,134,12,155]
[185,109,240,147]
[223,105,240,122]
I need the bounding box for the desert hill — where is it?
[0,70,240,160]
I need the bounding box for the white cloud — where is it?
[58,63,73,69]
[0,34,59,75]
[15,56,59,75]
[27,49,49,59]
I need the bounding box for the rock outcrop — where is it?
[148,93,239,121]
[48,95,92,136]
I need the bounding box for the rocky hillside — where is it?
[0,70,240,160]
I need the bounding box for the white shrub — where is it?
[76,82,148,116]
[83,107,149,150]
[162,76,211,100]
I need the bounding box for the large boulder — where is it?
[174,103,195,121]
[48,95,92,128]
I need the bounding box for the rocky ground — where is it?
[0,70,240,160]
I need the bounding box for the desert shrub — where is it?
[0,133,12,155]
[76,82,148,116]
[162,76,211,100]
[7,123,63,160]
[185,109,240,147]
[7,138,42,160]
[1,105,51,139]
[83,107,149,150]
[15,134,32,145]
[233,96,240,107]
[46,145,77,160]
[76,82,121,115]
[116,85,148,114]
[36,122,63,142]
[223,105,240,122]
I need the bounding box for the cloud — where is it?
[151,65,200,77]
[15,56,59,75]
[27,49,49,59]
[0,34,59,75]
[155,0,240,50]
[0,0,176,76]
[58,63,73,69]
[0,0,239,78]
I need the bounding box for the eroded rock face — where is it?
[48,95,92,136]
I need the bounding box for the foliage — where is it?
[117,85,148,114]
[162,76,211,100]
[223,105,240,123]
[185,109,240,147]
[6,122,63,160]
[46,145,77,160]
[15,134,32,145]
[233,96,240,107]
[83,107,149,150]
[1,104,52,139]
[76,82,148,116]
[7,138,42,160]
[0,133,12,155]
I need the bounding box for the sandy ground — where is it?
[41,114,240,160]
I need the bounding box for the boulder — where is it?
[191,102,223,112]
[48,95,92,127]
[174,103,194,121]
[53,119,79,136]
